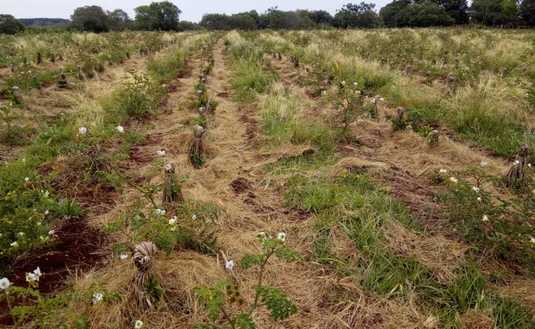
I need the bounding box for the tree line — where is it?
[1,0,534,35]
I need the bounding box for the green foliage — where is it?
[195,235,298,329]
[0,15,25,35]
[71,6,110,33]
[438,177,535,274]
[148,48,187,83]
[334,2,381,28]
[380,0,455,27]
[230,60,274,103]
[135,1,182,31]
[471,0,520,26]
[256,286,297,320]
[106,74,164,120]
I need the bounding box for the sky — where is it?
[1,0,391,22]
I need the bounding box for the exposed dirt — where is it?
[10,218,107,294]
[230,177,252,194]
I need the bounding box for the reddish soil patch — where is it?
[128,132,164,164]
[10,218,107,293]
[239,109,258,144]
[231,177,252,194]
[1,218,107,325]
[244,192,276,214]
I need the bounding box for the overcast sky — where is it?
[1,1,391,22]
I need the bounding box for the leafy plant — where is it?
[195,234,299,329]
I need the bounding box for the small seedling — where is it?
[427,129,440,146]
[189,125,206,169]
[505,144,529,188]
[391,107,408,131]
[195,233,299,329]
[162,163,184,207]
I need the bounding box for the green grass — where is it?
[230,60,275,103]
[283,172,534,328]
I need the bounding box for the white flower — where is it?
[225,260,235,272]
[477,197,482,202]
[257,232,268,240]
[119,252,129,260]
[449,177,458,184]
[134,320,144,329]
[0,278,11,290]
[472,186,480,193]
[341,80,346,85]
[18,232,25,237]
[439,169,448,174]
[92,292,104,304]
[353,82,358,86]
[513,160,520,166]
[155,208,166,216]
[528,163,532,168]
[199,106,205,112]
[191,214,197,221]
[10,241,18,247]
[156,150,166,157]
[26,272,39,283]
[480,161,488,167]
[169,216,177,225]
[24,177,29,182]
[79,127,88,135]
[33,267,42,278]
[529,236,535,245]
[482,215,489,222]
[197,89,203,94]
[44,209,49,215]
[48,230,56,236]
[164,163,173,171]
[116,125,125,133]
[277,232,287,242]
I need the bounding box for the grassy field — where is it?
[0,29,534,329]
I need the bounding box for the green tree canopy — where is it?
[108,9,131,31]
[135,1,182,31]
[380,0,455,27]
[334,2,382,28]
[521,0,535,25]
[470,0,520,26]
[0,14,25,34]
[436,0,469,24]
[71,5,110,33]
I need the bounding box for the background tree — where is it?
[176,20,199,31]
[470,0,520,26]
[71,6,110,33]
[405,0,455,26]
[108,9,131,31]
[262,8,314,29]
[380,0,455,27]
[135,1,181,31]
[520,0,535,25]
[334,2,381,28]
[307,10,335,26]
[435,0,469,24]
[0,14,25,34]
[380,0,412,27]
